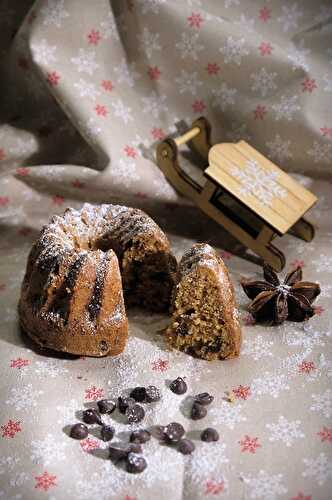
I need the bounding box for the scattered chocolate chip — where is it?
[126,404,145,424]
[164,422,185,442]
[100,425,115,442]
[178,438,195,455]
[169,377,187,395]
[82,409,103,425]
[201,428,219,442]
[145,385,161,402]
[118,396,135,414]
[130,387,147,402]
[130,429,151,444]
[191,402,207,420]
[126,452,147,474]
[109,445,129,462]
[194,392,214,406]
[70,423,88,440]
[97,399,116,414]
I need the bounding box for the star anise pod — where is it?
[241,263,321,325]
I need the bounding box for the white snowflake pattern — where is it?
[114,159,140,188]
[251,372,290,399]
[283,323,326,351]
[40,0,69,28]
[220,36,249,65]
[0,456,20,475]
[307,141,332,165]
[232,158,287,207]
[30,433,67,466]
[242,335,274,361]
[137,28,161,59]
[176,33,204,60]
[6,383,43,411]
[224,0,240,8]
[211,82,237,111]
[242,470,288,500]
[314,5,332,25]
[152,178,177,199]
[56,398,80,425]
[73,79,100,100]
[266,134,293,163]
[266,416,304,447]
[100,11,120,40]
[136,0,166,15]
[303,453,332,486]
[9,137,37,156]
[113,59,140,87]
[111,99,133,124]
[189,443,229,486]
[9,471,29,488]
[323,74,332,92]
[141,92,168,119]
[234,14,255,34]
[319,354,332,379]
[71,49,99,76]
[250,68,277,97]
[34,359,68,378]
[210,401,246,429]
[310,389,332,418]
[287,40,311,72]
[312,254,332,272]
[175,70,203,96]
[30,39,57,66]
[272,95,300,121]
[277,3,303,32]
[78,117,102,143]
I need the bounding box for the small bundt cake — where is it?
[19,203,177,357]
[165,243,241,360]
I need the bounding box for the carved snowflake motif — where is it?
[220,36,249,65]
[302,453,332,486]
[242,470,287,499]
[266,415,304,447]
[231,158,287,207]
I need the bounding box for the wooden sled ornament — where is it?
[156,117,317,271]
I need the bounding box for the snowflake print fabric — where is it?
[0,0,332,499]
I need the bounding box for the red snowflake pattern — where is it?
[148,65,161,80]
[135,191,148,199]
[10,358,30,369]
[259,6,271,22]
[187,12,204,28]
[259,42,273,56]
[320,126,332,138]
[151,127,165,140]
[52,195,65,206]
[124,496,137,500]
[290,259,304,268]
[239,435,261,453]
[17,56,29,70]
[243,312,255,326]
[313,305,324,316]
[18,227,33,237]
[124,145,137,158]
[1,419,22,438]
[34,471,57,491]
[0,283,6,292]
[317,426,332,443]
[0,148,5,161]
[101,80,114,92]
[95,104,108,117]
[192,99,206,113]
[291,493,311,500]
[87,29,101,45]
[206,63,220,75]
[204,479,225,495]
[46,71,60,86]
[232,385,251,400]
[151,359,169,372]
[253,105,267,120]
[0,196,9,207]
[16,167,30,176]
[71,179,85,189]
[80,438,100,452]
[298,360,315,374]
[84,385,104,401]
[302,78,317,93]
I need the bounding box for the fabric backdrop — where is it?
[0,1,331,499]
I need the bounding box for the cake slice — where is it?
[165,244,241,360]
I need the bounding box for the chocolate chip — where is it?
[100,425,115,442]
[109,445,128,462]
[169,377,187,395]
[195,392,214,406]
[145,385,161,402]
[178,438,195,455]
[130,387,147,402]
[118,396,135,414]
[126,452,147,474]
[82,409,103,425]
[97,399,116,414]
[126,404,145,424]
[201,427,219,442]
[130,429,151,444]
[70,423,88,440]
[191,402,207,420]
[164,422,185,442]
